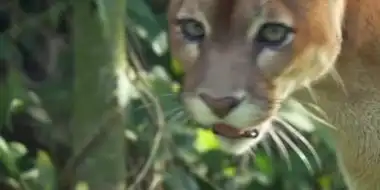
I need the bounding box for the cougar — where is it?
[167,0,380,189]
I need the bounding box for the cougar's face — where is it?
[168,0,344,154]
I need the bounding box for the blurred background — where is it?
[0,0,347,189]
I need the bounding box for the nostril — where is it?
[222,96,241,110]
[199,93,243,118]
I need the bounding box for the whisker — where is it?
[239,154,252,173]
[248,148,257,160]
[134,90,180,112]
[260,140,273,158]
[165,107,183,119]
[287,100,336,130]
[305,84,318,104]
[329,68,347,96]
[135,98,171,111]
[157,92,178,98]
[271,99,286,105]
[303,102,328,118]
[276,128,314,174]
[168,110,186,123]
[308,113,335,130]
[269,130,291,171]
[135,101,155,110]
[275,117,322,170]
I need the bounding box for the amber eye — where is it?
[256,23,294,47]
[176,18,205,43]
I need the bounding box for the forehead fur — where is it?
[174,0,336,44]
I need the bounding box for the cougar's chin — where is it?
[217,120,273,155]
[183,96,274,155]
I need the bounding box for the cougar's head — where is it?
[168,0,345,154]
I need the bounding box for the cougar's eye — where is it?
[255,23,294,47]
[177,18,205,42]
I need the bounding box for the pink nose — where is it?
[199,93,243,118]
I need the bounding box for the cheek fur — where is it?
[169,26,200,67]
[256,47,294,78]
[273,45,341,99]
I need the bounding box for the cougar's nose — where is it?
[199,93,243,118]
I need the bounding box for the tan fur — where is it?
[167,0,380,189]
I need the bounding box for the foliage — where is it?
[0,0,346,189]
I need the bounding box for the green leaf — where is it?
[8,142,27,160]
[254,152,274,182]
[75,182,90,190]
[194,128,220,153]
[318,175,333,190]
[35,151,56,190]
[127,0,167,55]
[0,136,10,156]
[223,166,237,177]
[171,59,184,76]
[0,137,19,177]
[199,150,225,174]
[164,166,200,190]
[0,37,27,128]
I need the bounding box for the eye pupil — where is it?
[256,23,294,47]
[265,27,285,39]
[178,19,205,42]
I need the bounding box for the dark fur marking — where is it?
[211,0,237,42]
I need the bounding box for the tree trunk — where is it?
[70,0,129,189]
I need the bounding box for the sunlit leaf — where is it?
[223,166,237,177]
[0,138,18,177]
[194,128,220,153]
[75,182,89,190]
[171,59,184,76]
[0,136,10,156]
[318,175,332,190]
[35,151,56,190]
[8,142,27,160]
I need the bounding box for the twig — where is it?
[127,78,167,189]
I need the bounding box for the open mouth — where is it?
[212,123,260,139]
